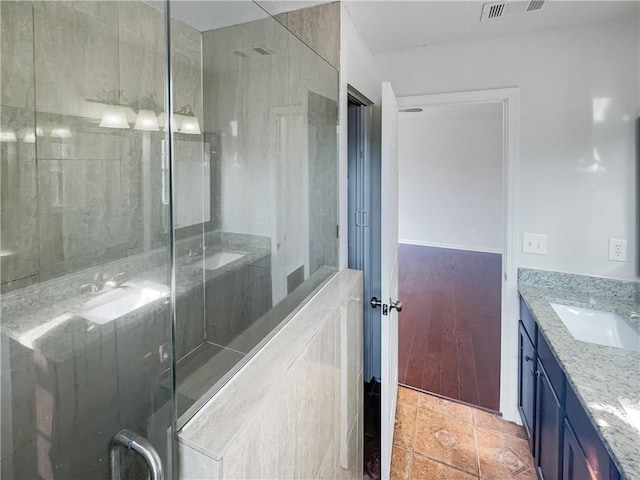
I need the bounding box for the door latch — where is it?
[370,296,388,315]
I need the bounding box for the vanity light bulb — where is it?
[0,129,17,143]
[20,127,43,144]
[50,127,73,138]
[180,116,201,135]
[134,110,160,131]
[99,106,130,129]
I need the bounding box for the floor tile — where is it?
[418,392,474,423]
[476,427,537,480]
[413,407,479,476]
[390,447,412,480]
[387,389,537,480]
[473,408,527,439]
[393,402,418,450]
[398,386,420,406]
[410,454,478,480]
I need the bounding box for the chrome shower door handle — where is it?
[111,429,164,480]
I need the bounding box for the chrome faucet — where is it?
[188,244,204,257]
[105,273,126,289]
[80,272,125,294]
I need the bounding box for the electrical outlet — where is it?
[523,233,548,255]
[608,238,627,262]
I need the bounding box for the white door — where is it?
[380,81,401,480]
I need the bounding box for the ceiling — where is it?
[146,1,330,33]
[343,1,639,54]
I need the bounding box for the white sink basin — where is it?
[197,251,245,271]
[550,303,640,352]
[77,280,170,325]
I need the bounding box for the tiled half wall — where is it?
[177,269,364,479]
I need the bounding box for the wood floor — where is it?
[391,387,536,480]
[398,245,502,411]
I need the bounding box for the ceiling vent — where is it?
[526,0,545,11]
[480,0,545,21]
[253,45,274,56]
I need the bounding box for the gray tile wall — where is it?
[1,1,207,292]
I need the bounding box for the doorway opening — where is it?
[397,101,504,412]
[396,88,519,419]
[346,88,383,479]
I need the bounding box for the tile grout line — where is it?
[473,408,482,479]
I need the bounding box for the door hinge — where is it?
[336,224,339,238]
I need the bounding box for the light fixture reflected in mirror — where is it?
[134,109,160,131]
[51,127,73,138]
[19,127,44,143]
[0,128,17,143]
[180,116,201,134]
[157,112,179,132]
[100,106,130,129]
[176,105,201,135]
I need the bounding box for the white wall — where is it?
[376,18,640,280]
[399,103,504,253]
[338,4,380,269]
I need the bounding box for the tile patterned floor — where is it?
[390,387,537,480]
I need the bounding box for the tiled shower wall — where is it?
[0,1,205,291]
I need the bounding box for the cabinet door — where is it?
[563,420,596,480]
[518,323,536,452]
[536,360,563,480]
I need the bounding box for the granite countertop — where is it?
[0,241,270,362]
[518,270,640,480]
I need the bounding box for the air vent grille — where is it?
[481,0,545,21]
[481,2,506,20]
[488,3,505,18]
[253,46,274,56]
[526,0,545,11]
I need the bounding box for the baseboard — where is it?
[398,239,502,255]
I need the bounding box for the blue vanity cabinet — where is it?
[518,296,623,480]
[562,419,595,480]
[518,321,536,452]
[535,358,564,480]
[564,385,621,480]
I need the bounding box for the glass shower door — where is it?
[1,1,176,478]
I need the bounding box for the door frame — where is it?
[396,87,520,422]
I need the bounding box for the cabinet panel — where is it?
[566,385,620,480]
[518,322,536,453]
[519,297,537,343]
[563,419,596,480]
[536,360,563,480]
[537,332,565,399]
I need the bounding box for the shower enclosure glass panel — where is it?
[168,2,339,424]
[1,1,174,478]
[1,0,339,477]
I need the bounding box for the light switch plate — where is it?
[523,233,548,255]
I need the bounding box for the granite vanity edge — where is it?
[518,268,639,301]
